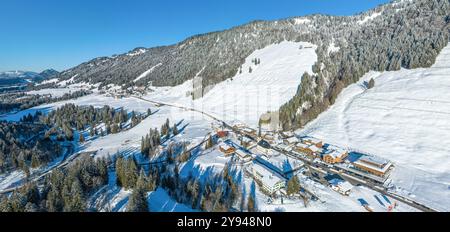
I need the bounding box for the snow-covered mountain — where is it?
[53,0,449,131]
[0,69,59,86]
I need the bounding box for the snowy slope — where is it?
[0,93,150,122]
[299,45,450,211]
[143,41,317,128]
[134,63,162,82]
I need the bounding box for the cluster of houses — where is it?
[213,128,301,195]
[277,133,394,183]
[216,130,253,163]
[278,134,349,164]
[210,124,394,197]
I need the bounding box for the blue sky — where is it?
[0,0,389,72]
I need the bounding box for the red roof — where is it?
[217,131,228,137]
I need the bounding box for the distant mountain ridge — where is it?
[0,69,59,86]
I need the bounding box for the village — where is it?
[96,82,414,212]
[205,119,397,212]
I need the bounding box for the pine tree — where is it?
[115,157,124,187]
[105,124,111,135]
[24,202,39,212]
[247,194,256,212]
[173,123,179,135]
[205,135,214,149]
[136,169,149,192]
[125,158,139,189]
[111,123,119,134]
[63,124,74,141]
[89,124,95,137]
[368,78,375,89]
[79,133,85,143]
[286,175,300,196]
[66,180,86,212]
[127,187,148,212]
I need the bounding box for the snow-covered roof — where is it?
[325,150,346,159]
[309,145,322,153]
[219,142,232,151]
[285,137,299,144]
[302,136,322,144]
[359,155,390,167]
[353,158,393,173]
[295,143,310,149]
[282,131,295,137]
[329,178,353,192]
[236,149,250,158]
[251,162,285,187]
[257,140,271,149]
[241,136,252,143]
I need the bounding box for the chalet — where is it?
[262,132,277,143]
[283,136,299,145]
[324,174,353,196]
[322,149,348,164]
[294,143,314,157]
[276,143,292,152]
[256,139,271,155]
[294,143,322,160]
[235,149,252,162]
[301,137,323,148]
[280,131,295,139]
[219,142,236,157]
[216,131,229,138]
[352,155,393,177]
[242,127,257,137]
[240,135,253,148]
[250,162,286,195]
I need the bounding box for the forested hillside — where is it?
[54,0,450,129]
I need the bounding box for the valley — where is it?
[0,0,449,213]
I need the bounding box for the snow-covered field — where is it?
[299,45,450,211]
[147,188,197,212]
[1,93,151,122]
[142,41,317,128]
[242,169,417,212]
[26,87,78,97]
[83,105,214,159]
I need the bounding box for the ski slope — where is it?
[299,44,450,211]
[143,41,317,128]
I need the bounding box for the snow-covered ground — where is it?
[142,41,317,128]
[0,93,151,122]
[147,188,197,212]
[27,87,80,97]
[242,169,417,212]
[357,11,383,25]
[83,105,214,159]
[299,45,450,211]
[179,148,232,183]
